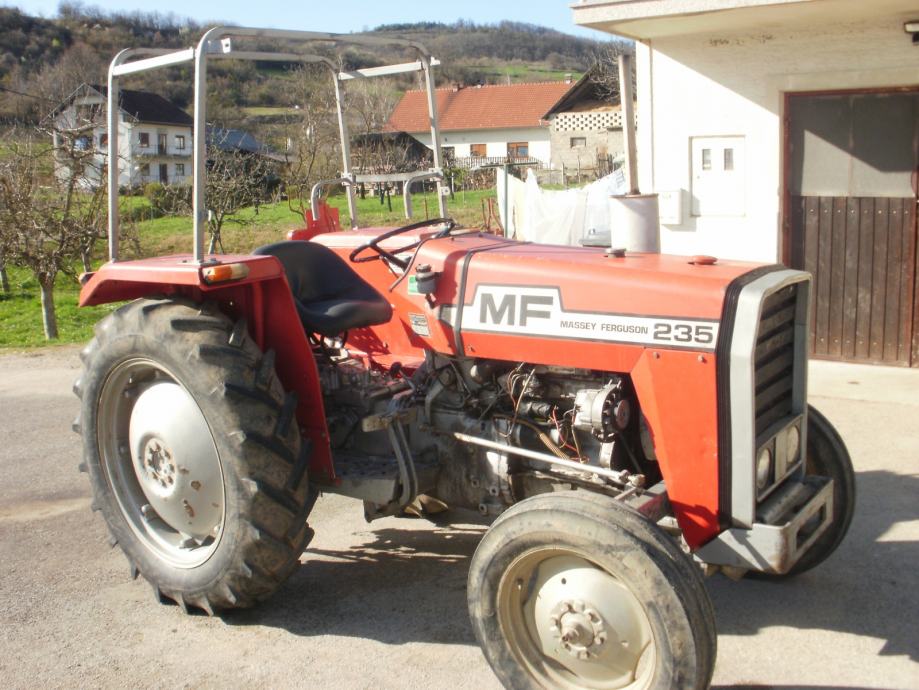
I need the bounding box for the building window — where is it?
[175,135,186,150]
[140,163,150,176]
[508,142,528,158]
[175,163,185,176]
[98,133,108,148]
[138,132,150,148]
[569,136,587,148]
[701,148,712,171]
[723,148,734,171]
[74,136,91,151]
[470,143,486,157]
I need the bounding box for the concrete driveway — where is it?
[0,347,917,689]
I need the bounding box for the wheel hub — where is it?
[141,438,177,495]
[128,381,224,543]
[514,554,653,688]
[549,599,608,660]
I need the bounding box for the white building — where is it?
[52,84,193,188]
[386,81,576,167]
[573,0,919,367]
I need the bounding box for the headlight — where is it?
[756,447,773,491]
[785,426,801,466]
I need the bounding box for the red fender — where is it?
[79,254,334,481]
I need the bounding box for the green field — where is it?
[1,188,497,348]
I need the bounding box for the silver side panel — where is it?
[729,269,811,527]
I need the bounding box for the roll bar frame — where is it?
[106,27,447,263]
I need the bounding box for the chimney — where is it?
[564,73,573,84]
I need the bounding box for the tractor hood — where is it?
[317,229,771,360]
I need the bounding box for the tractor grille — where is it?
[753,283,799,439]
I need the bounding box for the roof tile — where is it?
[386,81,573,133]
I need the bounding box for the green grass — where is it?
[0,266,117,349]
[1,187,498,348]
[462,62,583,83]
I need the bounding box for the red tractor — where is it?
[74,28,854,690]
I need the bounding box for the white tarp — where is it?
[496,167,627,246]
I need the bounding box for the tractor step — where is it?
[324,452,438,505]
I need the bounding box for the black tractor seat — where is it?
[253,240,393,337]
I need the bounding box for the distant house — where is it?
[350,130,431,174]
[573,0,919,367]
[207,126,285,163]
[52,84,193,188]
[541,70,633,174]
[386,81,575,168]
[51,85,278,188]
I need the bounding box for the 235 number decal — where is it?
[653,323,716,345]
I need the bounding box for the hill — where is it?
[0,6,622,124]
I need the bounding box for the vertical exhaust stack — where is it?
[609,53,660,254]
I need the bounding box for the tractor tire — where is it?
[73,297,317,614]
[755,404,855,579]
[468,491,716,690]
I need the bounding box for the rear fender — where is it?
[79,255,334,481]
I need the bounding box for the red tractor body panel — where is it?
[315,229,762,548]
[78,229,766,548]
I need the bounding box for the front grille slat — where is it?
[754,349,795,390]
[753,283,799,441]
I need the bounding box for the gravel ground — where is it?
[0,346,917,689]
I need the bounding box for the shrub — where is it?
[144,182,191,215]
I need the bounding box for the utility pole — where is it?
[618,54,639,195]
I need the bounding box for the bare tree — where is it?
[589,42,635,104]
[0,260,10,294]
[282,65,342,220]
[40,113,109,272]
[205,134,275,253]
[348,78,415,175]
[4,43,106,123]
[0,131,106,339]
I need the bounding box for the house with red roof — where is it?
[386,80,576,167]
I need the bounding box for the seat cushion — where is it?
[253,240,393,337]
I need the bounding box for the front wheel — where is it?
[467,491,716,690]
[74,298,317,613]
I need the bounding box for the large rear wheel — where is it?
[74,298,316,613]
[468,491,716,690]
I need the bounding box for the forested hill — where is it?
[0,6,622,123]
[372,20,601,66]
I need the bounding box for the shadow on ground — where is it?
[228,469,918,663]
[710,469,919,661]
[226,519,487,646]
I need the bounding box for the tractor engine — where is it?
[317,350,656,518]
[424,359,657,515]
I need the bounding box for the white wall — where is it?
[637,11,919,262]
[410,127,552,165]
[122,122,193,186]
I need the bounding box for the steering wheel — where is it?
[349,217,456,270]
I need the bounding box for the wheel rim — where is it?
[497,548,656,690]
[97,358,225,568]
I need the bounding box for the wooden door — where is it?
[787,91,919,366]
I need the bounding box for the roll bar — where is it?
[106,27,448,263]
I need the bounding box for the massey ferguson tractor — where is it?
[73,28,855,690]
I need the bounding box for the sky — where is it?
[6,0,611,40]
